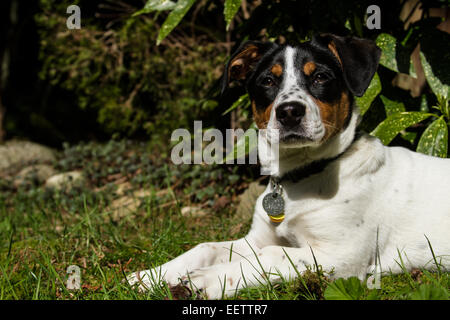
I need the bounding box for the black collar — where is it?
[272,154,341,184]
[272,131,361,184]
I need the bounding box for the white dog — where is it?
[127,34,450,299]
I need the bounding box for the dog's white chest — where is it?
[274,219,303,247]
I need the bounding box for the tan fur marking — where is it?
[303,61,317,76]
[314,91,350,141]
[328,42,343,67]
[228,45,260,81]
[271,64,283,77]
[252,100,274,129]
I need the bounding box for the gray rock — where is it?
[13,164,58,188]
[45,171,85,190]
[0,140,58,176]
[181,206,208,218]
[235,181,267,220]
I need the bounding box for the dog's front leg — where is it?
[126,237,262,291]
[186,245,329,299]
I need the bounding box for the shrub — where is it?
[36,0,226,139]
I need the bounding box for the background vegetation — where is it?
[0,0,448,153]
[0,0,449,300]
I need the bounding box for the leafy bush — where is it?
[369,30,449,157]
[36,0,226,139]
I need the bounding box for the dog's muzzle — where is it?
[275,101,306,129]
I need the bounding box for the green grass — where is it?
[0,139,449,300]
[0,188,248,300]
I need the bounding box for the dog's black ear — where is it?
[312,34,381,97]
[221,41,276,94]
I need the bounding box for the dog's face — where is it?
[222,34,381,148]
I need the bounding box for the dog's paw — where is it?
[168,283,195,299]
[125,270,156,292]
[182,267,239,299]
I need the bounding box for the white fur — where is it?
[126,48,450,299]
[127,106,450,298]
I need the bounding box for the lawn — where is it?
[0,139,449,300]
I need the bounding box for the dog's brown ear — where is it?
[221,41,277,94]
[312,34,381,97]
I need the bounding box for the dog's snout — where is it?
[276,102,306,128]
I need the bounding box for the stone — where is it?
[181,206,207,218]
[235,181,266,220]
[45,171,84,190]
[105,186,156,222]
[13,164,57,188]
[0,140,58,176]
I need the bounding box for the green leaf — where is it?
[324,277,365,300]
[366,289,382,300]
[420,94,429,112]
[222,94,250,115]
[401,132,418,145]
[420,52,450,100]
[380,96,417,145]
[417,116,448,158]
[133,0,177,16]
[409,284,449,300]
[344,19,351,31]
[380,95,405,117]
[355,72,381,115]
[224,0,242,31]
[156,0,197,45]
[376,33,398,72]
[371,112,434,145]
[353,14,363,38]
[409,57,417,78]
[438,95,449,119]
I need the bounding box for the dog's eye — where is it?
[262,77,275,87]
[312,73,329,85]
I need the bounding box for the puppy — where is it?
[127,34,450,299]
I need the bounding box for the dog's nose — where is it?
[276,102,306,128]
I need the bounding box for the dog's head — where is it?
[222,34,381,148]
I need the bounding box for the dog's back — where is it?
[376,144,450,270]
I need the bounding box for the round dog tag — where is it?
[262,191,285,223]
